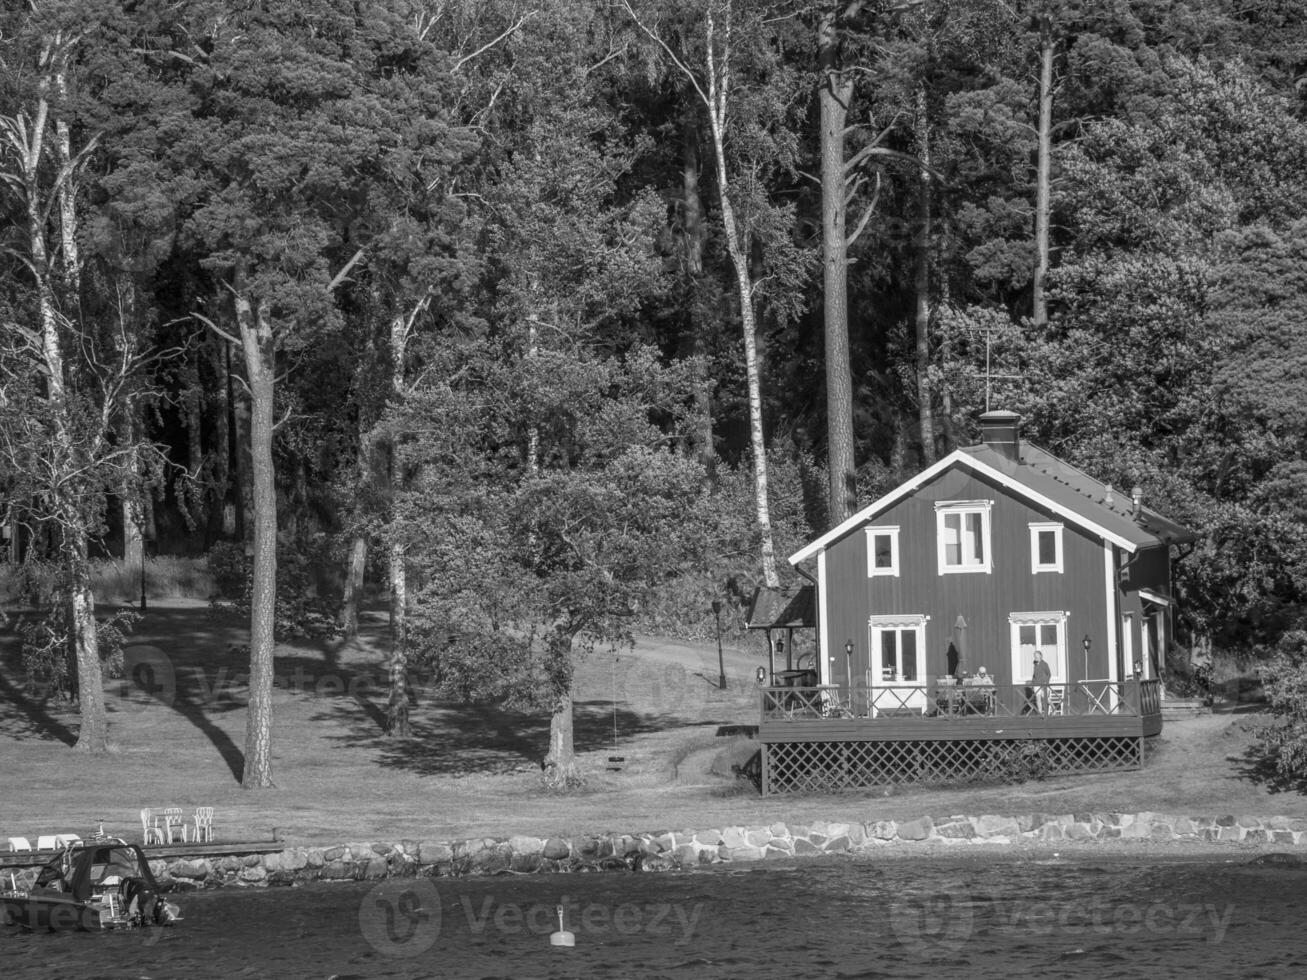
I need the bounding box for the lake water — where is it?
[3,855,1305,978]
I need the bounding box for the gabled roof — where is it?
[789,440,1195,565]
[744,585,816,630]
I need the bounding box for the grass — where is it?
[0,557,213,607]
[0,597,1303,850]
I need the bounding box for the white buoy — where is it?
[550,904,575,947]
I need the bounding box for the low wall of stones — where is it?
[13,813,1301,891]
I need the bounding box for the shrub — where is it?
[1256,631,1307,784]
[17,571,139,700]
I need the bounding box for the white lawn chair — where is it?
[54,833,80,847]
[36,835,59,850]
[140,808,164,845]
[7,837,32,852]
[162,807,187,843]
[193,807,214,843]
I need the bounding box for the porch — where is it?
[758,678,1161,794]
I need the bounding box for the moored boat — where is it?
[1,837,182,931]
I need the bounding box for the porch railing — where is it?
[761,678,1162,723]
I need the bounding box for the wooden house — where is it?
[757,411,1195,794]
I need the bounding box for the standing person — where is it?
[1031,650,1052,714]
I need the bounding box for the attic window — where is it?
[935,501,993,575]
[866,526,900,577]
[1029,522,1063,574]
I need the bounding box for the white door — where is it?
[868,616,928,715]
[1009,612,1067,685]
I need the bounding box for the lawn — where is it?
[0,598,1302,848]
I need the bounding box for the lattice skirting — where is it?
[762,735,1142,794]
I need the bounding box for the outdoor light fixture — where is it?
[711,599,726,690]
[1082,634,1090,678]
[756,666,766,685]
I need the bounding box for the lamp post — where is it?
[845,640,853,711]
[711,599,726,690]
[138,514,147,613]
[1082,634,1090,679]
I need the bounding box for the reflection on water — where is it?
[4,856,1307,979]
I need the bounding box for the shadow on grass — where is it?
[0,665,77,745]
[314,698,694,777]
[1229,731,1307,795]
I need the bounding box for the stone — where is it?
[896,817,934,842]
[973,815,1021,839]
[729,845,764,862]
[934,820,974,840]
[542,837,570,860]
[674,844,699,865]
[323,846,345,862]
[305,849,325,868]
[794,838,821,856]
[418,841,452,866]
[1066,822,1095,841]
[823,835,852,853]
[769,822,789,838]
[721,827,748,849]
[747,828,771,847]
[238,865,267,883]
[508,835,543,856]
[869,821,897,840]
[169,859,210,880]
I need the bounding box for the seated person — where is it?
[973,666,994,686]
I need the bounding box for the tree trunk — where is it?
[681,110,716,477]
[385,309,413,736]
[69,538,108,752]
[543,689,578,785]
[235,288,277,789]
[12,76,110,752]
[386,540,409,735]
[702,9,779,588]
[230,340,251,543]
[818,10,858,527]
[339,533,366,638]
[1032,22,1054,328]
[913,84,937,465]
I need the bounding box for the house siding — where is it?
[821,468,1112,690]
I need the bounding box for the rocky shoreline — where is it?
[28,811,1297,890]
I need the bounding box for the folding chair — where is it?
[1047,686,1066,716]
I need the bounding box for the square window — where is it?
[1029,523,1063,573]
[866,526,900,577]
[935,502,992,574]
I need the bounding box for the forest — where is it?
[2,0,1306,787]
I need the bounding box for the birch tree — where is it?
[623,0,810,588]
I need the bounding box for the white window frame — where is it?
[868,614,929,684]
[1008,610,1069,684]
[1029,522,1064,574]
[865,526,900,577]
[935,500,993,575]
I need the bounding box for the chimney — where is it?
[978,410,1021,462]
[1131,485,1143,518]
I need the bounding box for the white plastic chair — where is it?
[7,837,32,852]
[36,835,58,850]
[140,808,164,845]
[193,807,214,843]
[163,807,187,844]
[53,833,80,847]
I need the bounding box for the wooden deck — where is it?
[757,679,1161,793]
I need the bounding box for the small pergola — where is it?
[744,585,816,685]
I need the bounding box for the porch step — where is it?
[1160,698,1211,720]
